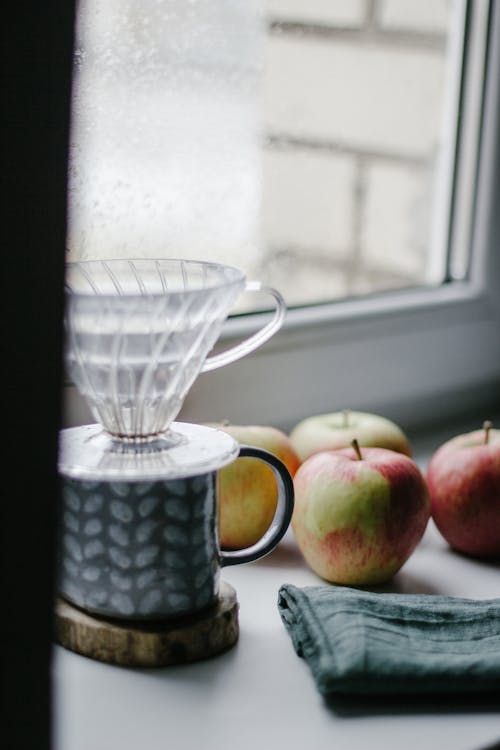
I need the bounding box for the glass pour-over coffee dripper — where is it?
[58,259,294,626]
[64,258,286,446]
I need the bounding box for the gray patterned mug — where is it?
[57,424,294,620]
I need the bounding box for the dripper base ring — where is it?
[58,422,240,483]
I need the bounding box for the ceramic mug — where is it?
[57,445,294,620]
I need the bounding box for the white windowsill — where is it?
[64,271,500,435]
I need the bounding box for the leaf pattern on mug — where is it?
[58,474,218,618]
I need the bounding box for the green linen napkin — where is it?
[278,584,500,695]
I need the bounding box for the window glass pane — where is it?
[67,0,262,275]
[67,0,464,311]
[262,0,462,306]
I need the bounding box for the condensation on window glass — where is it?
[67,0,264,279]
[68,0,460,311]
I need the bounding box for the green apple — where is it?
[290,409,412,462]
[292,440,430,585]
[207,423,301,549]
[427,421,500,557]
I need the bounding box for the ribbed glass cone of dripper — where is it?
[64,258,246,442]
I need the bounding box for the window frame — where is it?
[175,0,500,432]
[64,0,500,434]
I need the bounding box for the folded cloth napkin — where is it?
[278,584,500,695]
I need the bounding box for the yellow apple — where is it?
[290,409,412,462]
[207,423,301,549]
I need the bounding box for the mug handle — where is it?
[219,445,295,567]
[201,282,286,373]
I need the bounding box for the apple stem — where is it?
[483,420,493,444]
[342,409,351,428]
[351,438,363,460]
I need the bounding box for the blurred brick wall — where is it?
[260,0,452,306]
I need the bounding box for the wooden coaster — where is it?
[54,580,239,668]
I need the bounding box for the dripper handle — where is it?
[201,282,286,372]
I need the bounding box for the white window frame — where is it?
[64,0,500,434]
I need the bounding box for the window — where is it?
[68,0,462,307]
[64,0,500,433]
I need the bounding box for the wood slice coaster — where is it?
[54,580,239,668]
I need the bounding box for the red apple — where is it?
[426,421,500,557]
[207,423,301,549]
[292,440,430,585]
[289,410,412,462]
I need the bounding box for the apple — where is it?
[289,409,412,462]
[292,440,430,585]
[207,423,301,549]
[426,421,500,557]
